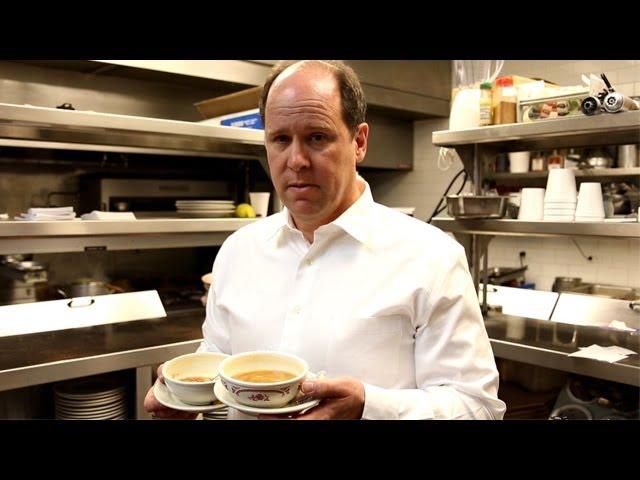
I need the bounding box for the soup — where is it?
[177,376,215,383]
[233,370,296,383]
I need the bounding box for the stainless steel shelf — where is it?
[0,218,257,254]
[431,217,640,238]
[488,167,640,187]
[432,111,640,151]
[0,103,265,159]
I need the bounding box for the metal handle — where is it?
[630,301,640,313]
[67,298,95,308]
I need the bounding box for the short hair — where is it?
[258,60,367,134]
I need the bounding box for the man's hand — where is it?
[259,377,365,420]
[143,364,198,420]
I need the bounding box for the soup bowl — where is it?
[218,351,309,408]
[162,352,228,405]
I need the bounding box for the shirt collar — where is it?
[263,178,376,247]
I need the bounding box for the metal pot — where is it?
[57,280,124,298]
[583,148,614,169]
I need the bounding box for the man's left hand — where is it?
[258,377,365,420]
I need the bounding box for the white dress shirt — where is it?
[199,181,506,420]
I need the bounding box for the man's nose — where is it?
[287,139,311,172]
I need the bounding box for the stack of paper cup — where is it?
[518,188,545,221]
[575,183,605,222]
[544,169,577,222]
[249,192,271,218]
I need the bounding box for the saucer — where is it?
[153,381,227,413]
[213,380,321,417]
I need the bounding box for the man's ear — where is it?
[354,123,369,165]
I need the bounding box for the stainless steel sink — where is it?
[566,283,640,301]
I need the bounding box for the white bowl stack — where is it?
[543,169,577,222]
[54,375,128,420]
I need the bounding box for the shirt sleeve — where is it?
[361,245,506,420]
[197,244,233,355]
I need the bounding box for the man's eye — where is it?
[310,133,326,142]
[273,135,290,144]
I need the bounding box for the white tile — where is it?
[544,264,572,278]
[567,265,597,284]
[576,60,636,74]
[614,83,635,97]
[617,65,640,84]
[596,267,629,286]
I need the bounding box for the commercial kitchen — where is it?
[0,60,638,420]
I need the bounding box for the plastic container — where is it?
[494,77,517,124]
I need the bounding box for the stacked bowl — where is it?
[544,169,577,222]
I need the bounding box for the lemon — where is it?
[235,203,256,218]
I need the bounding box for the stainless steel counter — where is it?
[485,312,640,387]
[1,307,637,419]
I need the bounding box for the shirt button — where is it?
[305,259,313,266]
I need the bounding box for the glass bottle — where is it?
[547,149,564,169]
[479,81,493,126]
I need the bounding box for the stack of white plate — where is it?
[175,200,236,218]
[54,376,128,420]
[202,407,229,421]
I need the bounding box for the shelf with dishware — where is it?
[0,102,266,161]
[486,167,640,187]
[0,218,257,255]
[432,110,640,153]
[430,218,640,239]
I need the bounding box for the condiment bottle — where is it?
[494,76,517,124]
[479,81,493,126]
[547,149,564,169]
[530,151,547,172]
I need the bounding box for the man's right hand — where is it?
[143,363,198,420]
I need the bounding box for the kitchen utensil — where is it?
[583,148,614,169]
[508,151,530,173]
[446,195,508,219]
[552,277,583,293]
[617,144,638,168]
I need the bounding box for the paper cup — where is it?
[249,192,270,218]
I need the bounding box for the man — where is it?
[145,60,506,420]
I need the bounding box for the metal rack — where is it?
[0,218,257,254]
[432,113,640,384]
[0,105,267,418]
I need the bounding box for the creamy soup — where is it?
[177,376,214,383]
[233,370,296,383]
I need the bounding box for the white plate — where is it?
[176,204,236,210]
[176,200,234,204]
[55,405,127,417]
[153,380,227,413]
[213,380,321,417]
[55,396,124,407]
[176,212,235,218]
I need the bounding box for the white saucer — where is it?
[213,380,321,417]
[153,381,227,413]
